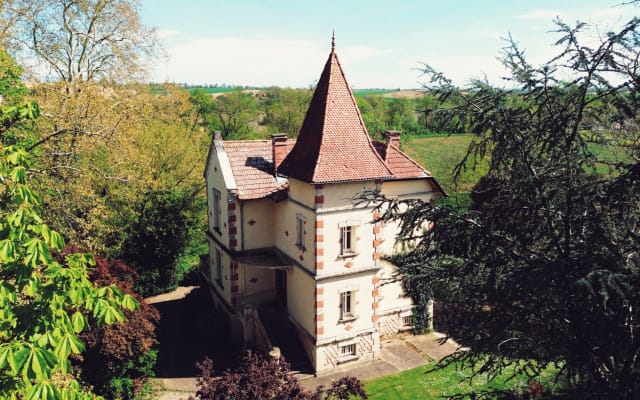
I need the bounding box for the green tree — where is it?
[357,95,388,138]
[0,101,137,398]
[374,16,640,399]
[261,87,311,136]
[210,90,259,139]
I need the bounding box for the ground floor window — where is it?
[402,314,413,328]
[340,343,357,361]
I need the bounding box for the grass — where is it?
[401,134,484,204]
[365,361,561,399]
[353,88,399,97]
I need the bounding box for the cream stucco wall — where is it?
[319,272,376,342]
[378,179,438,256]
[204,147,230,248]
[206,238,232,305]
[321,181,377,210]
[241,199,276,250]
[320,208,377,277]
[288,178,315,208]
[237,265,276,306]
[273,200,315,273]
[286,266,316,336]
[377,261,413,315]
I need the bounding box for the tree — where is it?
[374,16,640,399]
[57,245,160,400]
[0,89,137,398]
[6,0,159,84]
[210,90,259,139]
[191,352,367,400]
[261,87,312,136]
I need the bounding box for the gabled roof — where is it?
[373,140,446,195]
[278,41,392,184]
[223,140,294,200]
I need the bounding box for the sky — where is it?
[140,0,635,89]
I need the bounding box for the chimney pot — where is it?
[271,133,288,176]
[385,130,401,147]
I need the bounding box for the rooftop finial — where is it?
[331,30,335,51]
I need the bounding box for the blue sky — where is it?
[140,0,634,89]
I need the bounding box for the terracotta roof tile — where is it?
[372,141,428,179]
[223,140,295,200]
[279,45,392,183]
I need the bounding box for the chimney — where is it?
[271,133,288,176]
[384,130,401,147]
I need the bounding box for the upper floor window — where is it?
[340,290,355,320]
[340,225,356,255]
[296,213,306,249]
[212,188,221,232]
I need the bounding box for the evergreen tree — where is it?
[373,16,640,399]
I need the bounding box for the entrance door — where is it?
[275,269,287,308]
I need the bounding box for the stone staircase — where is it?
[258,304,314,380]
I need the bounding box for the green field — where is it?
[365,361,560,399]
[401,134,482,205]
[353,88,399,97]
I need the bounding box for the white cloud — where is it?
[151,35,400,87]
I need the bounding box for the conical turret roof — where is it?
[278,39,392,183]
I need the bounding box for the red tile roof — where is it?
[278,45,392,183]
[372,141,428,179]
[223,140,294,200]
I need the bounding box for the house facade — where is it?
[203,40,444,373]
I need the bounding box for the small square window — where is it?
[340,343,356,358]
[402,314,413,328]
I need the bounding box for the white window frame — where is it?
[340,290,356,321]
[339,224,357,256]
[212,188,221,232]
[295,213,306,249]
[215,248,223,288]
[338,340,359,363]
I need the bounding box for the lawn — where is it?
[365,361,560,399]
[401,134,483,206]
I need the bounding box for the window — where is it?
[340,225,356,255]
[296,214,305,249]
[340,290,355,320]
[340,343,356,358]
[212,188,221,232]
[402,314,413,328]
[215,248,223,288]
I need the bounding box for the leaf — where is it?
[0,239,16,262]
[54,333,84,359]
[71,312,85,333]
[121,294,139,311]
[25,382,60,400]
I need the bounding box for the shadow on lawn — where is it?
[153,286,241,378]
